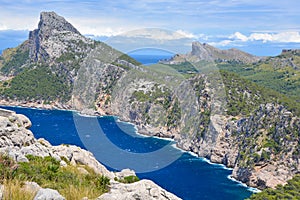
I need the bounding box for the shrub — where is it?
[116,175,140,184]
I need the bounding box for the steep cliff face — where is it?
[231,104,300,189]
[28,11,86,62]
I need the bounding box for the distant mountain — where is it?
[164,41,260,64]
[163,41,300,103]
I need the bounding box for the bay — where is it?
[1,105,253,200]
[0,52,255,199]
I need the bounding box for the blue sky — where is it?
[0,0,300,56]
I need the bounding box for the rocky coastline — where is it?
[2,97,299,192]
[0,107,181,200]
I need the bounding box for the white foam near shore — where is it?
[187,151,198,157]
[170,143,185,152]
[152,135,175,142]
[201,157,233,170]
[227,175,261,193]
[76,112,98,118]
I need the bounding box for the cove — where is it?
[1,105,253,200]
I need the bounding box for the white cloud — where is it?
[120,29,196,41]
[229,32,248,42]
[0,23,8,31]
[249,32,300,43]
[175,30,197,39]
[216,31,300,47]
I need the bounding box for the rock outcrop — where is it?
[0,185,3,200]
[98,180,180,200]
[34,188,65,200]
[231,104,300,189]
[29,11,85,62]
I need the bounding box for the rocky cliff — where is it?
[29,11,82,62]
[0,108,181,200]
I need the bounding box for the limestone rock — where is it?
[52,145,114,179]
[28,11,93,64]
[23,181,42,193]
[0,184,3,200]
[16,114,32,128]
[34,188,65,200]
[115,168,136,179]
[97,180,182,200]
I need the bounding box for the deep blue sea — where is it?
[0,54,255,200]
[129,53,173,65]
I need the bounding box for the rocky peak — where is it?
[189,41,259,63]
[190,42,219,61]
[38,12,81,36]
[28,11,90,62]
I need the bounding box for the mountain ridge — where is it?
[163,41,260,64]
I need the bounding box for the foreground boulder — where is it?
[98,179,181,200]
[34,188,65,200]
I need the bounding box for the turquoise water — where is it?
[1,105,253,200]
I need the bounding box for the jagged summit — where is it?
[189,41,260,63]
[163,41,260,64]
[28,11,90,62]
[38,12,81,35]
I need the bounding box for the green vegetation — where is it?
[217,59,300,101]
[0,49,29,75]
[166,61,198,74]
[3,179,36,200]
[220,70,300,116]
[0,153,110,199]
[1,66,71,102]
[132,90,150,102]
[118,54,142,66]
[130,84,181,128]
[115,175,140,184]
[248,175,300,199]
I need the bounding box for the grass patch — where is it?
[0,154,110,200]
[2,179,37,200]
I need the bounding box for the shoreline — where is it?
[0,102,259,194]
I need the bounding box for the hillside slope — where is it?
[0,11,138,107]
